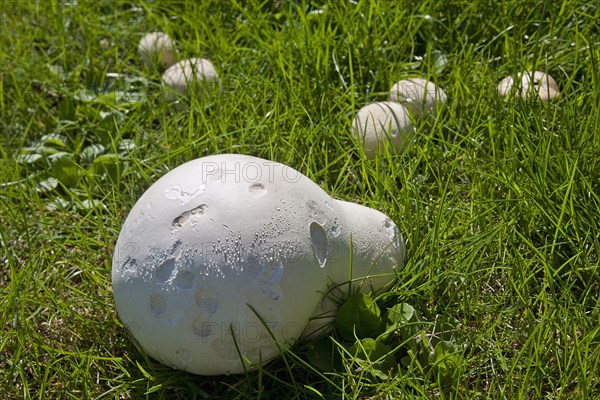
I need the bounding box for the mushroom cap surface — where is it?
[497,71,559,101]
[352,102,414,159]
[112,154,404,375]
[162,58,220,101]
[388,78,447,119]
[138,32,178,69]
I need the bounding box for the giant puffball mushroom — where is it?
[112,154,405,375]
[388,78,447,119]
[351,101,414,159]
[162,58,220,101]
[497,71,560,102]
[138,32,178,70]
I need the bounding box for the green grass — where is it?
[1,0,599,398]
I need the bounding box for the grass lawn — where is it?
[1,0,599,398]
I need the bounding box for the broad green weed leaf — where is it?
[379,302,418,341]
[36,177,59,193]
[46,63,67,79]
[74,88,98,102]
[89,153,121,184]
[17,153,42,164]
[306,337,342,372]
[349,338,396,379]
[428,340,463,382]
[21,145,62,157]
[77,199,103,210]
[58,96,76,121]
[40,133,68,148]
[335,292,381,340]
[349,338,390,360]
[45,197,70,211]
[80,144,106,162]
[117,139,135,155]
[49,152,84,187]
[432,50,449,73]
[96,111,124,145]
[387,303,415,325]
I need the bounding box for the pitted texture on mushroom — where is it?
[112,154,405,375]
[388,78,447,119]
[162,58,220,101]
[497,71,559,101]
[352,102,414,159]
[300,200,405,339]
[138,32,178,69]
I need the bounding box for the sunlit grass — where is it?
[1,0,599,398]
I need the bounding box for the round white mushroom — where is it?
[112,154,404,375]
[388,78,447,119]
[497,71,559,101]
[162,58,220,101]
[351,101,414,159]
[138,32,178,70]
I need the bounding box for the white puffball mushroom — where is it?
[162,58,220,101]
[497,71,559,101]
[352,101,414,159]
[388,78,447,119]
[138,32,178,70]
[112,154,405,375]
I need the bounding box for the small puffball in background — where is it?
[162,58,220,101]
[99,38,114,49]
[497,71,560,102]
[388,78,447,119]
[138,32,178,70]
[352,102,414,159]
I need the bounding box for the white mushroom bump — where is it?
[112,154,405,375]
[497,71,560,102]
[138,32,178,70]
[388,78,447,119]
[162,58,220,101]
[352,101,414,159]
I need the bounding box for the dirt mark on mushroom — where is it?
[171,204,207,233]
[165,185,206,205]
[310,222,328,268]
[248,183,267,198]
